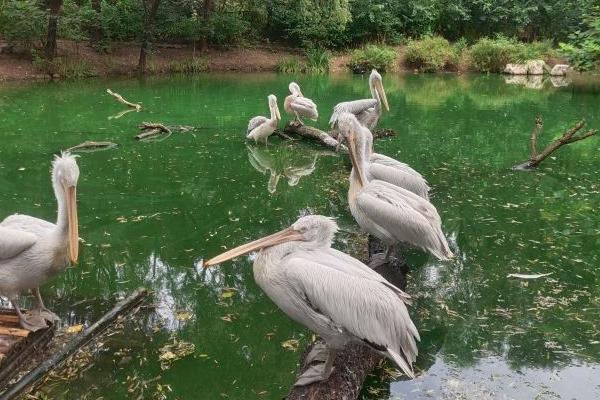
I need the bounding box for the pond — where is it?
[0,73,599,399]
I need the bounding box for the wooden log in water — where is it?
[0,288,148,400]
[285,238,408,400]
[106,89,142,111]
[65,141,118,153]
[283,122,347,152]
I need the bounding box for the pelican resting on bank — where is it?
[247,94,281,144]
[284,82,318,123]
[330,69,389,130]
[205,215,419,385]
[0,153,80,331]
[340,114,453,263]
[338,117,430,199]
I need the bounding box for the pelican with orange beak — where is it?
[0,153,80,331]
[205,215,419,385]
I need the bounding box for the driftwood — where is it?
[135,122,195,140]
[65,141,119,153]
[0,288,148,400]
[106,89,142,111]
[514,116,598,170]
[286,238,408,400]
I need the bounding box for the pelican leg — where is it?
[11,298,47,332]
[294,349,337,386]
[303,342,329,366]
[33,288,60,322]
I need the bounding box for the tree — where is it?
[138,0,161,74]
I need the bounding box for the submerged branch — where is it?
[106,89,142,111]
[65,141,119,153]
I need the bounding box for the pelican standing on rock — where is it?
[205,215,419,385]
[284,82,318,124]
[340,114,453,263]
[330,69,389,130]
[339,118,430,199]
[247,94,281,144]
[0,153,80,331]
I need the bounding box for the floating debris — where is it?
[158,339,195,370]
[507,272,554,279]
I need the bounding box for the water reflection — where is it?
[504,74,572,89]
[246,143,334,193]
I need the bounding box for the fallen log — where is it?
[0,288,148,400]
[135,122,193,140]
[65,141,118,153]
[514,116,598,170]
[286,238,408,400]
[106,89,142,111]
[282,123,396,152]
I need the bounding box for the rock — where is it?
[504,63,528,75]
[550,64,570,76]
[526,59,545,75]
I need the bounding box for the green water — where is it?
[0,73,599,399]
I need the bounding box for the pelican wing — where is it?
[290,97,318,120]
[247,116,268,134]
[282,254,419,376]
[1,214,56,237]
[357,180,452,259]
[368,163,430,200]
[0,226,37,260]
[329,99,378,127]
[356,108,379,130]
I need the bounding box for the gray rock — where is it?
[526,59,546,75]
[550,64,570,76]
[504,63,528,75]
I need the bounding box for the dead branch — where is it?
[134,122,194,140]
[106,89,142,111]
[515,117,598,170]
[65,141,118,153]
[283,122,346,152]
[139,122,171,134]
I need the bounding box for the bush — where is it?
[0,0,46,51]
[348,45,396,73]
[469,36,557,72]
[404,36,458,72]
[168,58,208,74]
[304,48,330,74]
[276,58,302,74]
[559,8,600,71]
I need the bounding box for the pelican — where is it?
[339,119,430,199]
[284,82,318,124]
[329,69,389,130]
[205,215,419,385]
[340,113,453,262]
[0,153,80,331]
[247,94,281,144]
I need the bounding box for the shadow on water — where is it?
[0,73,599,399]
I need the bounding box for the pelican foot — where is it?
[294,362,335,386]
[303,342,329,366]
[368,252,388,270]
[19,312,49,332]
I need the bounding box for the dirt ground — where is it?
[0,40,366,81]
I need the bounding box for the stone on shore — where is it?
[526,59,545,75]
[504,63,528,75]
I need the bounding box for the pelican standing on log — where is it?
[284,82,318,124]
[0,153,80,331]
[247,94,281,144]
[340,113,453,263]
[329,69,389,130]
[340,120,430,199]
[204,215,419,385]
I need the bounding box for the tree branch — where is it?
[106,89,142,110]
[529,115,543,160]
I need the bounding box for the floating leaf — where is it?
[176,311,193,321]
[65,324,84,334]
[159,339,195,370]
[281,339,299,351]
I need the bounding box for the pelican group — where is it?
[247,94,281,144]
[0,153,80,330]
[205,215,419,385]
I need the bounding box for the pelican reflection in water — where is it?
[205,215,419,385]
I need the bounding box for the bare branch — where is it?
[106,89,142,110]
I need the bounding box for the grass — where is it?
[347,44,396,73]
[276,57,303,74]
[304,48,329,74]
[167,57,208,74]
[33,55,96,79]
[405,36,459,72]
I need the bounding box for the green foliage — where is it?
[559,7,600,71]
[405,36,458,72]
[167,57,208,74]
[55,57,96,79]
[348,44,396,73]
[100,0,144,42]
[276,58,303,74]
[0,0,46,50]
[304,48,330,74]
[208,12,249,45]
[469,36,557,72]
[59,1,96,43]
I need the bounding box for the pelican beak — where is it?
[204,227,302,267]
[65,185,79,264]
[376,80,389,111]
[347,133,366,187]
[275,104,281,121]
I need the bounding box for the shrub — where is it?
[404,36,458,72]
[0,0,46,51]
[35,57,96,79]
[469,36,558,72]
[559,8,600,71]
[276,58,302,74]
[348,45,396,73]
[304,48,330,74]
[168,58,208,74]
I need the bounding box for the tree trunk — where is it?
[44,0,63,63]
[89,0,103,49]
[138,0,161,75]
[200,0,212,52]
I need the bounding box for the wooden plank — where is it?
[0,327,29,338]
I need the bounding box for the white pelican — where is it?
[340,114,453,262]
[0,153,80,331]
[284,82,318,123]
[329,69,389,129]
[247,94,281,144]
[339,119,430,199]
[205,215,419,385]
